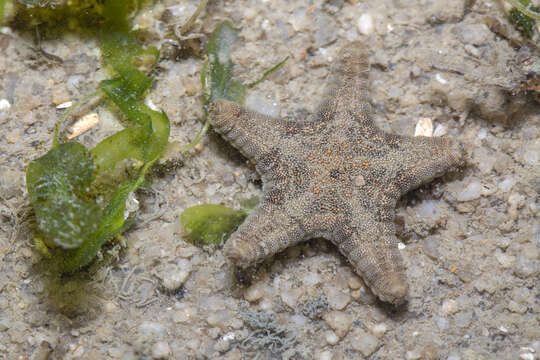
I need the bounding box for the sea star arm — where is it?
[315,41,372,126]
[223,202,308,268]
[333,214,408,305]
[209,99,286,162]
[382,134,465,195]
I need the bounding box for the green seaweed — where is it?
[25,0,169,272]
[509,0,539,38]
[202,21,246,107]
[5,0,146,36]
[26,142,100,250]
[0,0,5,23]
[180,204,248,245]
[184,21,289,154]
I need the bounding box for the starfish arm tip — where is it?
[372,272,409,305]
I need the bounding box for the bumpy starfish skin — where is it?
[209,41,465,304]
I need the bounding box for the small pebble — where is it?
[357,13,374,35]
[56,101,73,109]
[30,341,52,360]
[214,336,232,353]
[369,323,388,338]
[323,311,353,338]
[414,117,433,137]
[162,269,190,292]
[0,99,11,111]
[103,301,118,314]
[318,350,334,360]
[324,330,340,345]
[456,180,483,202]
[244,282,265,302]
[433,124,448,137]
[494,249,515,269]
[350,328,380,357]
[442,299,459,315]
[152,341,171,359]
[347,275,363,290]
[513,254,539,279]
[324,287,351,310]
[435,73,448,84]
[281,286,302,309]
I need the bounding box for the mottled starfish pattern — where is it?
[209,41,465,304]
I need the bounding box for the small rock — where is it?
[369,323,388,338]
[357,13,374,35]
[244,282,264,303]
[347,275,363,290]
[506,300,527,314]
[281,286,302,309]
[442,299,459,315]
[0,99,11,111]
[494,249,515,269]
[152,341,171,359]
[162,269,190,292]
[324,286,351,310]
[447,355,461,360]
[324,330,340,345]
[214,335,233,353]
[103,301,118,314]
[414,117,433,137]
[351,287,377,305]
[318,350,334,360]
[454,24,493,46]
[498,177,516,192]
[513,254,539,279]
[350,328,381,357]
[456,180,483,202]
[30,341,52,360]
[433,124,448,137]
[472,146,496,174]
[323,311,353,338]
[454,310,472,327]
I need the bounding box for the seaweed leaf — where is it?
[202,21,245,107]
[26,142,100,249]
[25,1,169,272]
[509,0,539,38]
[185,21,288,153]
[180,204,248,245]
[0,0,6,24]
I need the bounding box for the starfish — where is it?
[208,41,465,304]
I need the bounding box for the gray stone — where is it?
[323,311,353,338]
[350,328,380,357]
